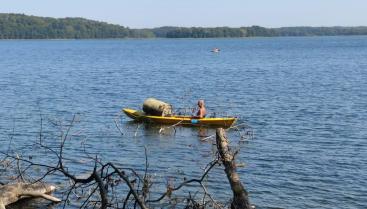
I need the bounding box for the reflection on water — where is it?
[8,198,57,209]
[198,127,209,138]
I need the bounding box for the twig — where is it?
[134,124,141,137]
[114,113,124,136]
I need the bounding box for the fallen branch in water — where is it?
[216,128,252,209]
[0,113,255,208]
[0,183,61,209]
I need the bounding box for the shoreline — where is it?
[1,34,367,41]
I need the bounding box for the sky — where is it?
[0,0,366,28]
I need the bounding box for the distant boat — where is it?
[212,48,220,53]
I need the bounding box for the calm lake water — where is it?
[0,37,366,209]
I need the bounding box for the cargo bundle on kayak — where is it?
[123,98,236,128]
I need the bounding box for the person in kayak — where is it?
[196,100,207,118]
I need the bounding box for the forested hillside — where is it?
[1,13,367,39]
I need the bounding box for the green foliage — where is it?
[160,25,367,38]
[163,27,248,38]
[1,13,367,39]
[0,13,132,39]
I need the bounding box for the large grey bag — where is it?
[142,98,172,116]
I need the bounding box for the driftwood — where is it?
[216,128,252,209]
[0,183,61,209]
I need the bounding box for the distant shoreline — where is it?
[1,13,367,39]
[1,35,367,41]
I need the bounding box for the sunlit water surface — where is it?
[1,37,367,209]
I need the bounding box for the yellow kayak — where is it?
[123,108,236,128]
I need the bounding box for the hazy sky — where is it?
[0,0,366,28]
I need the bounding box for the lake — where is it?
[0,37,366,208]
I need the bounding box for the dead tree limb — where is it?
[216,128,251,209]
[0,183,61,209]
[2,113,248,208]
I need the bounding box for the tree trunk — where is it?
[216,128,251,209]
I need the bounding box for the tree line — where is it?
[1,13,367,39]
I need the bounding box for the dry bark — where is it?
[216,128,251,209]
[0,183,61,209]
